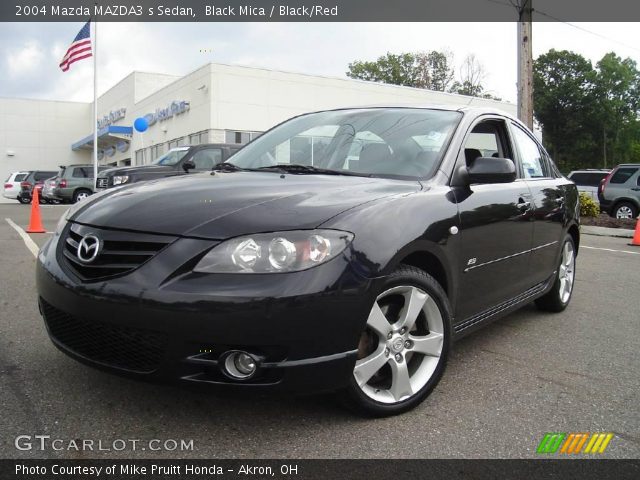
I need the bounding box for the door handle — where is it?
[631,187,640,191]
[554,197,565,205]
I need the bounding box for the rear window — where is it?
[570,172,608,187]
[34,171,56,181]
[610,167,638,184]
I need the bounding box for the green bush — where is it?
[579,192,600,217]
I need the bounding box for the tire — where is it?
[340,265,451,417]
[18,196,30,204]
[535,234,576,313]
[73,189,92,203]
[612,201,637,220]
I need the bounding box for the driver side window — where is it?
[191,149,222,170]
[464,120,514,170]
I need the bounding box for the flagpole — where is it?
[92,19,98,189]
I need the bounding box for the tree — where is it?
[346,51,454,91]
[533,50,598,171]
[449,54,501,100]
[533,49,640,171]
[592,53,640,166]
[414,50,455,91]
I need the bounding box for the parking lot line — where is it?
[4,217,39,258]
[581,245,640,256]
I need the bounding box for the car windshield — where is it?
[152,148,190,166]
[228,108,462,179]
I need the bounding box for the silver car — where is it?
[567,169,610,201]
[598,163,640,219]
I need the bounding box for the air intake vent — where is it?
[60,223,173,281]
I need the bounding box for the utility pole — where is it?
[517,0,533,130]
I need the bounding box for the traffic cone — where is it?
[26,187,46,233]
[629,218,640,247]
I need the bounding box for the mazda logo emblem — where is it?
[76,234,102,264]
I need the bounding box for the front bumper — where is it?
[36,224,375,393]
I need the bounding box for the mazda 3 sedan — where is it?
[36,106,579,416]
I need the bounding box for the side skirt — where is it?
[453,276,554,338]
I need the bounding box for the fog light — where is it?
[222,351,258,379]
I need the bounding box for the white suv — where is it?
[3,171,29,200]
[567,169,610,201]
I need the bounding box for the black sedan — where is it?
[36,106,579,416]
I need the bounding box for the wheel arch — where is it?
[568,223,580,254]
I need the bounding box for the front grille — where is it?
[61,223,171,281]
[96,177,108,188]
[41,299,167,373]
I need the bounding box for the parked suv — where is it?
[3,171,29,201]
[567,169,610,201]
[37,106,579,417]
[96,144,241,190]
[17,170,57,204]
[52,164,109,203]
[598,163,640,219]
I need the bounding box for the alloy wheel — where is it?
[558,240,575,303]
[615,205,634,219]
[354,285,444,404]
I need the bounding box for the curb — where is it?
[581,225,634,239]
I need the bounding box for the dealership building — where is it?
[0,62,516,182]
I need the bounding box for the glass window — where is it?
[72,167,89,178]
[152,147,191,166]
[610,167,638,184]
[228,108,461,178]
[511,125,548,178]
[34,172,56,181]
[135,149,144,165]
[191,148,222,170]
[235,132,242,144]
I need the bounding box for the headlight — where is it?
[112,175,129,186]
[193,230,354,274]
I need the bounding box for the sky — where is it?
[1,22,639,104]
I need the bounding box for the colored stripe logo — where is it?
[537,433,614,454]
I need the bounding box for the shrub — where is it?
[579,192,600,217]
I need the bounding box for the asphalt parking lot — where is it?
[1,203,638,459]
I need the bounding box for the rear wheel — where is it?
[535,235,576,312]
[18,196,30,204]
[73,189,92,203]
[613,202,637,220]
[341,265,451,417]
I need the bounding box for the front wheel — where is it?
[535,235,576,312]
[18,196,30,204]
[341,265,451,417]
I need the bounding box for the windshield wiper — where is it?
[212,162,248,172]
[257,164,366,176]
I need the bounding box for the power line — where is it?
[484,0,640,55]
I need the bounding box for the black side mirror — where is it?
[182,159,195,173]
[464,157,516,184]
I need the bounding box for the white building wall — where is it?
[0,98,91,183]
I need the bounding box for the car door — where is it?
[453,117,534,322]
[510,123,566,285]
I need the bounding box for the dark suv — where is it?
[18,170,57,204]
[37,106,579,416]
[96,144,241,190]
[598,163,640,219]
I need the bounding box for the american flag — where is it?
[59,21,92,72]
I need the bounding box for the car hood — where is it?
[71,171,420,239]
[100,165,175,177]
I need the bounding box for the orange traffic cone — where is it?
[629,218,640,247]
[26,186,46,233]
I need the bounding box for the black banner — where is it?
[3,0,640,22]
[3,459,640,480]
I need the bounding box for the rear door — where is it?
[510,122,566,285]
[454,117,535,321]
